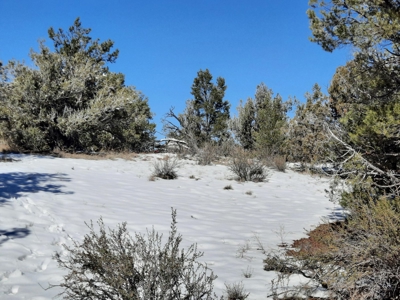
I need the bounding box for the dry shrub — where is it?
[50,209,219,299]
[228,149,268,182]
[148,174,157,181]
[223,184,233,190]
[196,143,218,165]
[264,195,400,299]
[152,156,180,179]
[242,266,253,279]
[224,282,250,300]
[0,155,18,162]
[273,156,286,172]
[214,139,236,158]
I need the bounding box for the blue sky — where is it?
[0,1,351,138]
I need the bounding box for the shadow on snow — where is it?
[0,172,73,206]
[0,228,31,246]
[326,206,347,222]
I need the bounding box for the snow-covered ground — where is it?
[0,154,341,299]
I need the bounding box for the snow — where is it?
[0,154,340,299]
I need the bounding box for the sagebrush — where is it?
[228,149,268,182]
[152,156,180,179]
[51,209,219,299]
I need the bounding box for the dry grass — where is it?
[0,139,18,153]
[273,156,287,172]
[53,150,140,161]
[286,222,342,259]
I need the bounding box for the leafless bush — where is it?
[196,143,218,165]
[224,282,250,300]
[236,240,251,259]
[223,185,233,190]
[242,266,253,279]
[152,156,180,179]
[50,209,219,299]
[229,149,268,182]
[214,139,236,158]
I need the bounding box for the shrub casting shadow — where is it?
[0,227,31,246]
[0,172,73,206]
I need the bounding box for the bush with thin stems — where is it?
[228,149,268,182]
[49,208,219,299]
[152,156,180,179]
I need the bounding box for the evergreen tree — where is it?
[230,98,255,150]
[287,84,333,163]
[230,83,291,154]
[0,18,155,152]
[191,69,230,144]
[309,0,400,193]
[253,83,291,156]
[163,69,230,147]
[264,3,400,299]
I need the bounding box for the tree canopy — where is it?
[0,18,155,152]
[164,69,230,147]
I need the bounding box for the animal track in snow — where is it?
[0,269,22,282]
[9,285,19,295]
[35,258,51,272]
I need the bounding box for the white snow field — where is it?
[0,154,340,299]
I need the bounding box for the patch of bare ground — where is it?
[286,222,344,259]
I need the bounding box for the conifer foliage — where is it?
[164,69,230,147]
[231,83,291,155]
[264,2,400,299]
[287,83,333,163]
[0,18,155,152]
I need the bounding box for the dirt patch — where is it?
[287,221,344,258]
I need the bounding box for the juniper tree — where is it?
[230,98,255,150]
[0,18,155,152]
[287,83,333,164]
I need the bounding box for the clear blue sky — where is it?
[0,1,351,138]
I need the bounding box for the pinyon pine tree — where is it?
[164,69,230,147]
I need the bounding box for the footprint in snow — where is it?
[48,224,64,233]
[9,285,19,295]
[0,269,22,282]
[35,258,51,272]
